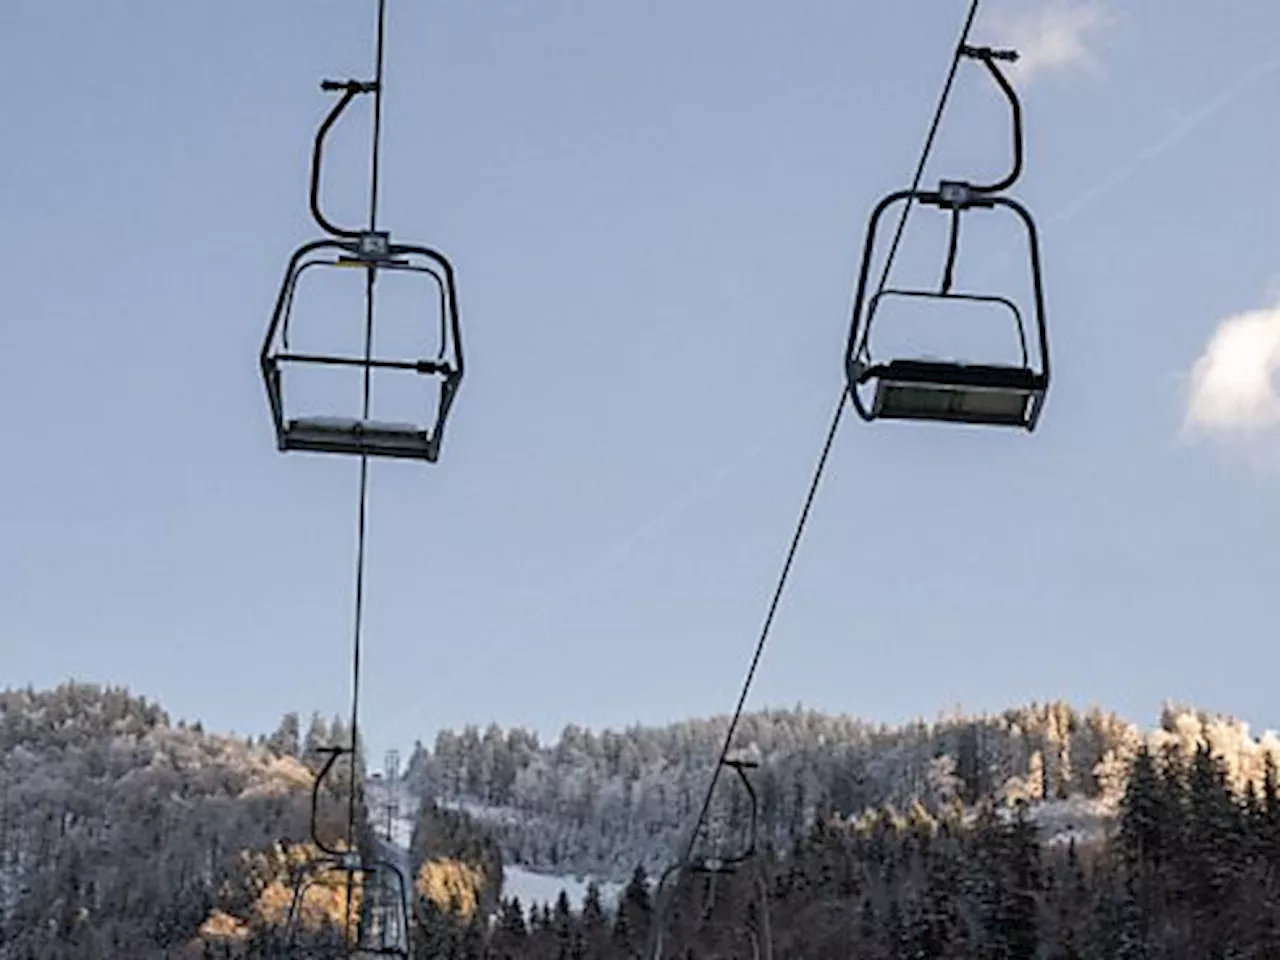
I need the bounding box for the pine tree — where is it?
[552,890,573,959]
[300,712,328,763]
[1184,741,1245,954]
[1001,801,1041,960]
[266,713,301,758]
[491,896,528,959]
[613,864,652,955]
[1116,743,1168,894]
[582,879,608,955]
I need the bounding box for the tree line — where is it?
[412,740,1280,958]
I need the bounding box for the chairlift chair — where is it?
[261,77,463,463]
[845,45,1050,431]
[651,758,774,960]
[285,745,412,958]
[287,857,411,958]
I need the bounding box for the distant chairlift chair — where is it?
[651,757,774,960]
[261,78,463,462]
[844,45,1050,431]
[285,746,412,958]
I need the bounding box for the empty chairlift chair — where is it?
[287,857,412,957]
[285,745,413,958]
[650,757,774,960]
[261,78,463,462]
[845,45,1050,431]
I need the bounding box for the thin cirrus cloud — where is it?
[985,0,1113,85]
[1185,305,1280,444]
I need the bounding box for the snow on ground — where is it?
[370,779,1110,913]
[365,773,420,848]
[433,797,626,908]
[502,864,624,913]
[979,793,1114,847]
[367,778,624,914]
[437,795,526,828]
[1028,795,1114,847]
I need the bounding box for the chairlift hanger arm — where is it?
[721,759,760,868]
[958,44,1024,195]
[310,79,380,239]
[679,759,761,878]
[308,745,350,857]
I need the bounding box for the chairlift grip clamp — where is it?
[961,45,1019,63]
[932,180,997,211]
[320,79,380,94]
[348,230,394,262]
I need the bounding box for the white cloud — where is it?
[986,1,1112,85]
[1184,305,1280,439]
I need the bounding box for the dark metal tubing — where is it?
[281,257,341,351]
[868,288,1030,368]
[262,239,340,438]
[959,46,1024,195]
[689,759,760,874]
[941,207,962,293]
[309,81,378,239]
[282,257,451,365]
[309,745,349,857]
[275,354,456,376]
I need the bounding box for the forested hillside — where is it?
[9,683,1280,958]
[403,700,1280,881]
[423,739,1280,959]
[0,683,373,958]
[407,704,1280,959]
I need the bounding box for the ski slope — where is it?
[366,776,623,915]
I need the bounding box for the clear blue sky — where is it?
[4,0,1280,758]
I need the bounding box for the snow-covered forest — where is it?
[432,740,1280,959]
[401,700,1280,881]
[406,704,1280,958]
[7,682,1280,957]
[0,683,371,957]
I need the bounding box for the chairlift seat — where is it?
[284,416,432,459]
[354,947,410,958]
[863,359,1046,428]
